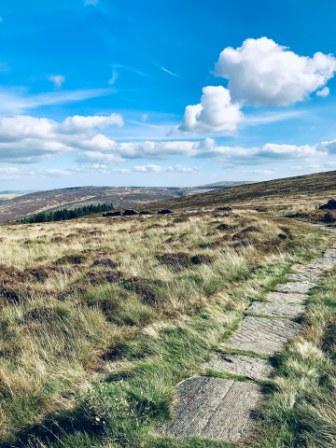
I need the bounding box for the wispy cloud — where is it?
[158,65,179,78]
[245,109,305,126]
[0,87,113,114]
[112,64,149,78]
[48,74,65,88]
[108,69,118,85]
[149,59,179,78]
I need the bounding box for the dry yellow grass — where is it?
[0,207,332,445]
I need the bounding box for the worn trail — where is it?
[159,247,336,445]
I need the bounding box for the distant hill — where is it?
[198,180,252,188]
[149,170,336,212]
[0,181,250,223]
[0,186,186,223]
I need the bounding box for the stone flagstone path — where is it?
[159,247,336,444]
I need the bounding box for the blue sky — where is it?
[1,0,336,189]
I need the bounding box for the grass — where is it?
[0,206,333,447]
[253,268,336,448]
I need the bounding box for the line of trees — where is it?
[21,203,114,223]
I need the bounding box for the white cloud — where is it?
[78,136,327,163]
[62,113,124,131]
[196,138,325,159]
[0,114,123,162]
[48,74,65,88]
[0,112,331,165]
[215,37,336,106]
[134,164,197,173]
[180,86,243,133]
[316,86,330,97]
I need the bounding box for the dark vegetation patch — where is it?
[84,270,123,285]
[231,225,260,242]
[91,257,118,268]
[23,305,70,323]
[100,336,157,362]
[173,215,190,224]
[157,252,191,271]
[24,267,50,282]
[0,266,31,303]
[55,254,88,265]
[215,206,232,212]
[321,317,336,361]
[121,277,166,306]
[157,252,213,271]
[216,223,233,231]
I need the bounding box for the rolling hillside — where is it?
[151,170,336,212]
[0,186,187,223]
[0,182,247,223]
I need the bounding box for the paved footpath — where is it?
[159,247,336,444]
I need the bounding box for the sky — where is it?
[1,0,336,190]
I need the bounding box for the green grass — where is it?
[254,269,336,448]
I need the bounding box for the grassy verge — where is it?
[254,267,336,448]
[1,227,331,448]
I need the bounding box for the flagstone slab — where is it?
[202,352,273,381]
[286,272,319,282]
[274,281,315,294]
[248,300,304,319]
[266,291,307,304]
[225,316,301,356]
[160,376,262,442]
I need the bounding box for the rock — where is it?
[321,212,336,223]
[319,199,336,210]
[215,206,232,212]
[103,211,121,217]
[139,210,152,215]
[157,208,173,215]
[122,209,139,216]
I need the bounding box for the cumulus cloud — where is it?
[79,136,327,163]
[180,37,336,134]
[180,86,243,133]
[0,114,123,162]
[48,74,65,88]
[215,37,336,106]
[0,112,331,165]
[196,138,326,159]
